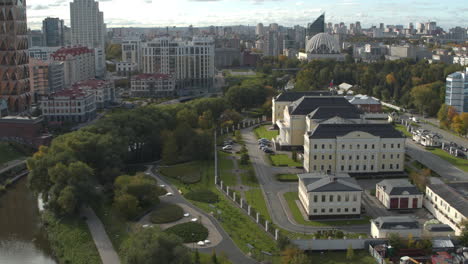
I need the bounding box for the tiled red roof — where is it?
[72,79,110,90]
[51,46,93,59]
[52,86,89,99]
[133,73,172,80]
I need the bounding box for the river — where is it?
[0,177,56,264]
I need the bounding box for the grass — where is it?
[165,222,209,243]
[42,211,102,264]
[394,124,412,137]
[240,166,259,187]
[254,125,279,140]
[245,189,272,222]
[269,154,302,167]
[150,203,184,224]
[185,189,219,203]
[276,174,298,182]
[427,148,468,172]
[218,152,237,186]
[159,161,203,184]
[283,192,370,226]
[0,142,24,166]
[308,250,377,264]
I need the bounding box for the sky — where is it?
[27,0,468,30]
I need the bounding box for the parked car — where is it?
[166,192,173,196]
[222,145,233,151]
[263,148,274,154]
[258,139,271,145]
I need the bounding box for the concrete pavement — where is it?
[241,127,370,235]
[147,166,257,264]
[81,206,121,264]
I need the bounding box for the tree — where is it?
[211,250,218,264]
[437,104,449,128]
[388,233,403,252]
[461,113,468,136]
[410,82,443,116]
[162,134,179,165]
[240,153,249,165]
[281,247,309,264]
[460,220,468,246]
[409,169,431,192]
[346,244,355,260]
[198,110,214,129]
[407,233,415,248]
[451,114,464,135]
[114,193,140,220]
[121,228,191,264]
[194,249,201,264]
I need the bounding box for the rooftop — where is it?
[428,182,468,216]
[377,179,421,195]
[298,173,362,192]
[307,106,362,120]
[289,96,354,115]
[50,86,91,99]
[372,216,419,230]
[274,91,332,102]
[51,46,93,58]
[348,95,381,105]
[307,123,405,139]
[72,79,111,90]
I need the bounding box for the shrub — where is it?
[155,186,167,196]
[185,190,219,203]
[179,174,201,184]
[240,153,250,165]
[150,203,184,224]
[165,222,208,243]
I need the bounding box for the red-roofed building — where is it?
[39,86,96,123]
[51,46,95,88]
[131,73,175,98]
[72,79,115,108]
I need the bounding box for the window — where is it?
[353,194,357,201]
[397,154,400,159]
[322,144,325,149]
[345,194,349,202]
[314,155,317,160]
[352,208,356,212]
[329,155,332,160]
[313,209,317,213]
[357,155,360,160]
[364,144,368,149]
[322,195,326,202]
[372,144,375,149]
[345,208,349,212]
[383,144,386,148]
[371,155,375,160]
[349,156,352,160]
[313,165,317,171]
[382,154,386,159]
[356,165,360,170]
[314,195,318,202]
[382,164,385,170]
[330,195,334,202]
[363,165,367,170]
[337,195,341,202]
[314,144,317,149]
[321,208,325,213]
[341,165,344,171]
[322,155,325,160]
[321,165,324,171]
[357,144,360,149]
[348,165,352,170]
[390,154,393,159]
[398,144,401,148]
[391,144,394,148]
[396,164,400,169]
[342,155,345,161]
[329,144,332,149]
[364,155,367,160]
[390,164,393,169]
[329,208,333,213]
[350,145,353,149]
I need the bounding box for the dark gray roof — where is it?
[307,123,405,139]
[289,96,354,115]
[428,183,468,216]
[377,179,421,195]
[373,216,419,230]
[298,173,362,192]
[275,91,332,102]
[425,224,454,232]
[307,106,362,120]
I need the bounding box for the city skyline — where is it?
[27,0,467,30]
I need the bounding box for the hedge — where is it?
[165,222,208,243]
[185,189,219,203]
[150,203,184,224]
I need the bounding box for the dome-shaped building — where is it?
[306,33,340,54]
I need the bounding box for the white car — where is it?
[184,213,190,217]
[142,224,150,228]
[165,192,173,196]
[222,145,232,151]
[197,241,205,246]
[191,218,198,222]
[204,240,211,244]
[145,172,151,175]
[159,184,166,188]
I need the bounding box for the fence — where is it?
[213,120,283,242]
[369,244,387,264]
[216,117,266,136]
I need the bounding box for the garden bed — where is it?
[164,222,208,243]
[150,203,184,224]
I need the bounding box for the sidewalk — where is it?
[81,206,121,264]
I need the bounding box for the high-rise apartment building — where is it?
[141,37,215,94]
[0,0,32,113]
[256,23,264,36]
[43,17,64,47]
[29,58,65,98]
[445,68,468,113]
[70,0,106,77]
[51,47,95,88]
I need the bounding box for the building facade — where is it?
[72,79,114,108]
[371,216,421,238]
[121,38,142,70]
[40,86,96,123]
[51,47,95,88]
[298,173,362,219]
[29,59,65,98]
[42,17,64,47]
[70,0,106,77]
[29,46,61,61]
[445,68,468,113]
[304,124,405,174]
[0,0,32,113]
[376,179,423,209]
[141,37,215,94]
[424,181,468,235]
[130,73,175,98]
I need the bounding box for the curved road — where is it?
[147,166,257,264]
[241,128,370,235]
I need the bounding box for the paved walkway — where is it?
[81,206,121,264]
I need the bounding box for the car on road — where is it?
[159,184,166,188]
[166,192,173,196]
[191,218,198,222]
[410,116,419,123]
[258,138,271,143]
[197,241,205,246]
[184,213,190,217]
[222,145,233,151]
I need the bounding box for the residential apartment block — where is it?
[376,179,423,209]
[298,173,362,219]
[424,180,468,235]
[141,37,215,94]
[51,47,96,88]
[445,68,468,113]
[40,86,96,123]
[29,59,65,98]
[72,79,115,108]
[130,74,176,98]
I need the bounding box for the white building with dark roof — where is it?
[371,216,421,238]
[272,91,332,124]
[376,179,423,209]
[424,180,468,235]
[298,173,363,219]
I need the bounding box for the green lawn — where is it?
[308,250,377,264]
[269,154,302,167]
[0,142,24,166]
[428,148,468,172]
[240,163,259,187]
[158,159,215,193]
[245,189,272,222]
[218,152,237,186]
[254,125,279,140]
[276,174,298,182]
[283,192,370,226]
[394,124,412,137]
